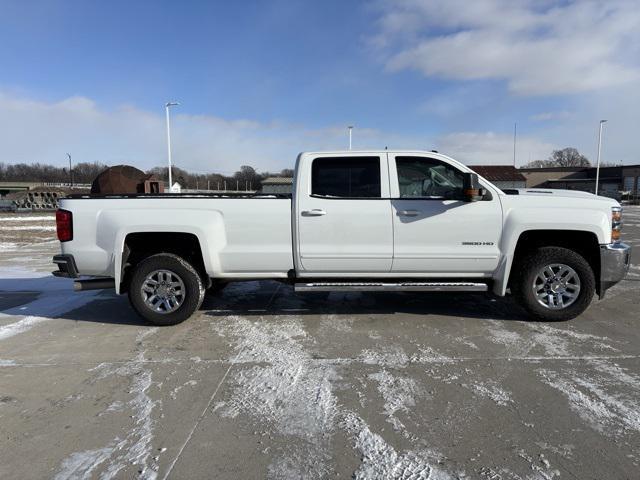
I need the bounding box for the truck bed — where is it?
[59,195,294,281]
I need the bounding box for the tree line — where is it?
[523,147,621,168]
[0,161,294,190]
[0,147,621,186]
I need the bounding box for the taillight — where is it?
[56,209,73,242]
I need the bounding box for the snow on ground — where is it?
[1,215,57,222]
[55,347,162,480]
[0,212,98,341]
[0,225,56,231]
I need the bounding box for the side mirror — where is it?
[462,172,484,202]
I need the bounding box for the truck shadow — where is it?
[0,275,147,326]
[202,281,533,322]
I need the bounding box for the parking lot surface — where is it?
[1,208,639,479]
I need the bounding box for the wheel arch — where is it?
[119,231,211,294]
[500,229,601,296]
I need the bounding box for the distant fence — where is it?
[41,182,92,189]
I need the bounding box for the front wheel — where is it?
[511,246,595,321]
[128,253,205,326]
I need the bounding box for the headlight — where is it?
[612,206,622,242]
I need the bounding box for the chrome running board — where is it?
[294,282,488,293]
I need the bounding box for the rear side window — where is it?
[311,157,381,198]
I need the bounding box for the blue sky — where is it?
[0,0,638,172]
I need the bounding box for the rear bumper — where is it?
[599,242,631,298]
[52,254,79,278]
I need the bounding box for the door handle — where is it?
[398,210,420,217]
[301,209,327,217]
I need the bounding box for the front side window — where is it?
[312,157,381,198]
[396,156,464,199]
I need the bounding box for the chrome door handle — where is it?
[301,209,327,217]
[398,210,420,217]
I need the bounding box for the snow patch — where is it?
[0,316,48,341]
[56,353,160,479]
[1,215,55,222]
[0,225,56,231]
[213,315,338,477]
[54,446,115,480]
[517,449,560,480]
[341,412,451,480]
[359,346,410,368]
[369,370,421,432]
[466,382,512,406]
[410,346,455,364]
[170,380,198,400]
[540,368,640,435]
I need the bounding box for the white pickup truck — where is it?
[53,150,630,325]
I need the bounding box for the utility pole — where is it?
[595,119,607,195]
[348,126,353,150]
[165,101,179,192]
[513,123,517,168]
[66,153,73,188]
[513,123,517,188]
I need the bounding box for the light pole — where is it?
[348,125,353,150]
[165,101,180,192]
[66,153,73,188]
[595,119,607,195]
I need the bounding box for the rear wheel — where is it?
[512,246,595,321]
[128,253,205,326]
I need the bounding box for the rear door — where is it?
[389,154,502,274]
[296,154,393,273]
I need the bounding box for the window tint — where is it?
[396,157,464,199]
[312,157,381,198]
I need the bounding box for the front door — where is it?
[389,154,502,275]
[297,155,393,273]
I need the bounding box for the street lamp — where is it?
[66,153,73,188]
[165,101,180,192]
[348,125,353,150]
[595,119,607,196]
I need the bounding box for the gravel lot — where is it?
[1,208,639,479]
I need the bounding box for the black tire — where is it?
[511,246,595,322]
[128,253,205,326]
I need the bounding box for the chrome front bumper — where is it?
[599,243,631,298]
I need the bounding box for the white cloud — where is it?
[0,92,365,173]
[434,131,555,166]
[372,0,640,95]
[0,91,557,171]
[529,111,571,121]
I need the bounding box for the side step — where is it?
[294,281,488,293]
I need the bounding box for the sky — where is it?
[0,0,638,174]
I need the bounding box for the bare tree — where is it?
[522,159,550,168]
[548,148,590,167]
[523,148,590,168]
